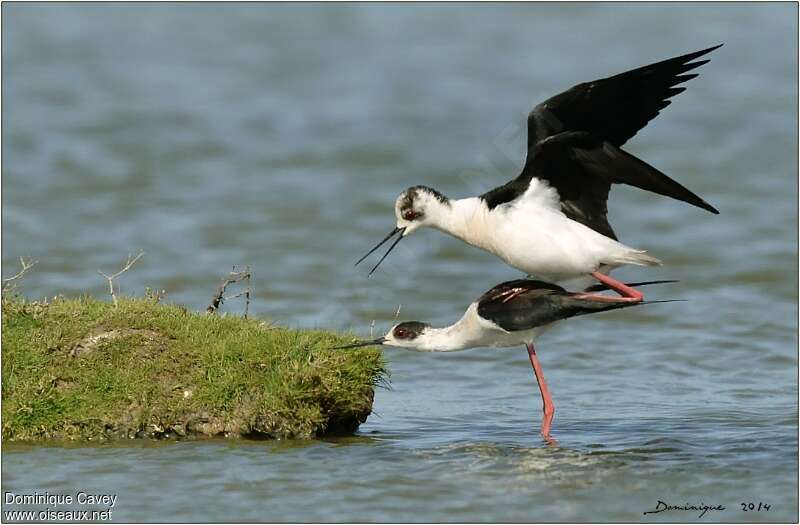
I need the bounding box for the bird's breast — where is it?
[485,205,602,279]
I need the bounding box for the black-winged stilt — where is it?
[336,274,676,439]
[356,45,721,292]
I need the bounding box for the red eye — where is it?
[403,210,417,221]
[395,328,407,338]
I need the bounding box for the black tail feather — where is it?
[584,279,678,293]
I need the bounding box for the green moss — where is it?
[1,295,386,441]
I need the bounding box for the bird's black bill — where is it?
[354,227,405,269]
[331,337,386,350]
[368,231,405,276]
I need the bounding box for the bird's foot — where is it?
[542,433,558,447]
[583,271,644,302]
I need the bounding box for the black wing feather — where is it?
[477,279,639,332]
[527,44,723,148]
[480,46,721,239]
[483,131,718,239]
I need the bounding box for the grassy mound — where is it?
[1,296,386,441]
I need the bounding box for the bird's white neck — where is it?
[403,304,494,352]
[427,197,492,250]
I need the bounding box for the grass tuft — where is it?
[2,295,386,441]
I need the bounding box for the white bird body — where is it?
[408,181,660,283]
[356,46,721,282]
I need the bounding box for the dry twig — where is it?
[2,257,38,293]
[97,251,144,306]
[207,265,251,318]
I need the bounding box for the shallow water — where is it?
[2,3,798,523]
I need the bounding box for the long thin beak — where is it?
[354,226,405,276]
[331,337,386,349]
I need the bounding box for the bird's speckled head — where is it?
[382,321,432,348]
[394,186,450,235]
[331,321,434,351]
[355,185,452,275]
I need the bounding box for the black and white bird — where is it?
[356,45,722,292]
[336,274,674,438]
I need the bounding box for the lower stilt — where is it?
[526,342,555,440]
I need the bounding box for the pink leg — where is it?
[526,343,555,439]
[571,271,644,303]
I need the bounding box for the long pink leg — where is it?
[526,343,555,439]
[571,271,644,303]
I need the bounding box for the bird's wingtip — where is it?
[686,43,724,63]
[699,43,724,54]
[641,299,689,305]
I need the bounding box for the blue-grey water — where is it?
[2,3,797,523]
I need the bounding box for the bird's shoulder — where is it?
[480,171,562,213]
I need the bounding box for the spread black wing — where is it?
[484,132,718,239]
[477,279,639,332]
[480,45,722,240]
[526,44,723,148]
